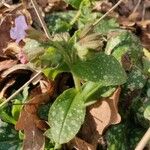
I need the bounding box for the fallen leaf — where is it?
[0,79,15,98]
[0,60,17,72]
[78,88,121,147]
[15,94,51,150]
[0,15,12,54]
[15,80,55,150]
[15,108,46,150]
[107,87,121,124]
[1,64,34,78]
[67,137,95,150]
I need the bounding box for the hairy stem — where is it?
[73,74,81,91]
[70,10,81,26]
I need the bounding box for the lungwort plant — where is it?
[2,0,150,149]
[35,21,127,148]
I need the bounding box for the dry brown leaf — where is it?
[78,88,121,148]
[15,107,46,150]
[0,79,15,98]
[15,80,55,150]
[108,87,121,124]
[0,15,12,54]
[1,64,34,78]
[15,93,51,150]
[0,60,17,72]
[67,137,95,150]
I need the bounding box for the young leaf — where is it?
[81,81,116,102]
[47,88,86,145]
[72,53,127,85]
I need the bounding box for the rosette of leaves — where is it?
[39,22,127,147]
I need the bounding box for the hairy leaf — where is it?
[105,31,142,65]
[0,119,22,150]
[72,53,127,85]
[125,67,147,91]
[47,89,86,145]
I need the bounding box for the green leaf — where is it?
[144,105,150,120]
[106,124,126,150]
[24,38,44,61]
[47,88,86,145]
[72,53,127,85]
[125,67,146,91]
[64,0,83,9]
[11,99,22,120]
[105,31,142,65]
[45,11,76,34]
[143,57,150,75]
[81,81,116,102]
[41,47,62,67]
[95,18,119,35]
[12,86,29,120]
[0,119,22,150]
[43,62,70,80]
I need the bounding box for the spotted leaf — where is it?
[72,53,127,86]
[0,119,22,150]
[47,89,86,145]
[125,67,147,91]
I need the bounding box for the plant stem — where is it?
[0,71,42,108]
[73,75,81,91]
[0,111,16,125]
[135,127,150,150]
[70,10,81,26]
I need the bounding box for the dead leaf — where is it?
[15,108,45,150]
[15,79,55,150]
[107,87,121,124]
[0,79,15,98]
[40,79,55,95]
[1,64,34,78]
[67,137,95,150]
[78,88,121,148]
[15,93,51,150]
[0,60,17,72]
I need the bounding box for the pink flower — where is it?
[18,50,28,64]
